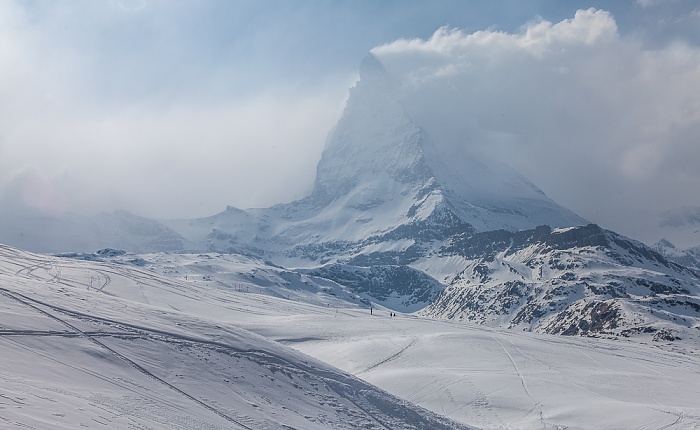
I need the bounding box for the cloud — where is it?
[637,0,663,7]
[0,89,348,219]
[0,0,352,219]
[2,1,698,248]
[371,8,700,244]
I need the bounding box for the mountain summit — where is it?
[308,54,586,235]
[170,53,587,258]
[311,54,433,205]
[0,54,585,255]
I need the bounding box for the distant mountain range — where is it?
[0,207,186,254]
[653,238,700,271]
[1,54,698,351]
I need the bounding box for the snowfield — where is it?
[0,245,468,430]
[1,245,699,429]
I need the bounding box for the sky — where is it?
[1,0,699,245]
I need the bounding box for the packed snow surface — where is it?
[2,245,699,429]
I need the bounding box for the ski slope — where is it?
[1,245,699,429]
[0,245,467,430]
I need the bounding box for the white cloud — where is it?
[0,90,347,219]
[372,8,700,244]
[0,0,352,219]
[636,0,677,7]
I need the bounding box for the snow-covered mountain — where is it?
[651,207,700,272]
[163,54,586,258]
[418,224,700,353]
[0,53,585,258]
[157,56,699,347]
[653,238,700,272]
[307,54,586,234]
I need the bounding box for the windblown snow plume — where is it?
[372,8,700,244]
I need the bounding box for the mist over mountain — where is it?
[0,53,698,352]
[160,54,587,259]
[655,206,700,249]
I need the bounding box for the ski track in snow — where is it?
[358,318,418,375]
[359,337,418,375]
[491,334,548,429]
[496,333,623,406]
[263,311,700,429]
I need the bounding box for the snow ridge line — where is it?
[0,287,254,430]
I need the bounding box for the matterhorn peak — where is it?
[311,54,433,203]
[33,53,588,257]
[308,53,587,233]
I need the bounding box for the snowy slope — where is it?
[6,244,698,429]
[114,250,700,429]
[0,244,469,430]
[241,309,700,430]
